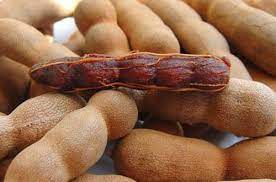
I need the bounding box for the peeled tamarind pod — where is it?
[243,0,276,16]
[143,119,184,136]
[0,93,84,160]
[73,174,136,182]
[74,0,130,56]
[111,0,180,53]
[113,129,276,181]
[125,78,276,137]
[30,52,230,92]
[0,57,30,114]
[140,0,251,80]
[64,31,85,56]
[0,18,77,67]
[5,90,138,182]
[184,0,276,76]
[0,0,81,29]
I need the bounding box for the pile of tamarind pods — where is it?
[0,0,275,181]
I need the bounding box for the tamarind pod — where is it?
[225,137,276,180]
[0,93,84,160]
[0,18,77,67]
[28,81,55,98]
[64,31,85,56]
[0,57,30,114]
[111,0,180,53]
[5,90,138,181]
[0,0,81,29]
[243,0,276,16]
[38,24,54,43]
[140,0,251,80]
[73,173,136,182]
[143,119,184,136]
[30,52,230,92]
[124,78,276,137]
[113,129,276,181]
[182,0,212,18]
[114,129,226,181]
[185,0,276,76]
[74,0,130,56]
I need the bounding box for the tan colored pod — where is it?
[64,31,85,56]
[114,129,276,181]
[114,129,226,181]
[225,137,276,180]
[74,0,130,56]
[141,0,250,80]
[111,0,180,53]
[0,93,84,160]
[124,78,276,137]
[73,174,135,182]
[0,18,79,97]
[0,18,77,67]
[28,81,55,98]
[5,90,138,182]
[243,0,276,16]
[0,0,81,28]
[0,57,30,114]
[185,0,276,76]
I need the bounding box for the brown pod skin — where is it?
[243,0,276,16]
[124,78,276,137]
[64,31,85,56]
[0,57,30,114]
[74,0,130,56]
[73,174,136,182]
[30,52,230,92]
[114,129,276,181]
[0,0,81,29]
[114,129,226,181]
[5,90,138,182]
[225,137,276,180]
[0,93,84,160]
[28,81,55,98]
[111,0,180,53]
[140,0,251,80]
[185,0,276,76]
[0,18,77,67]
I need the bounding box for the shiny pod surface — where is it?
[30,52,230,92]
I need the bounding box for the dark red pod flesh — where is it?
[30,52,230,92]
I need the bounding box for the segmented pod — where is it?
[30,52,230,92]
